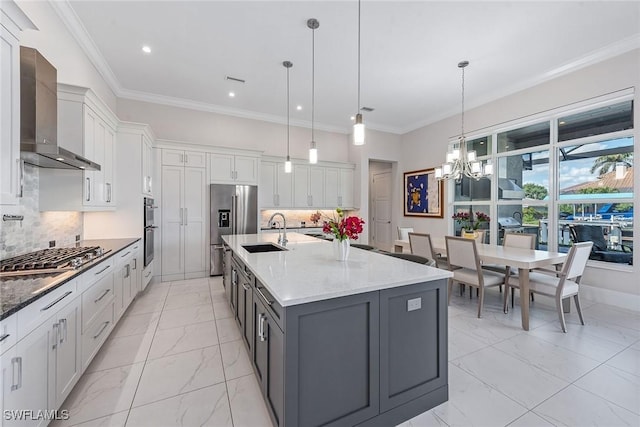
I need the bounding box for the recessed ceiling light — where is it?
[55,157,64,161]
[142,45,151,54]
[350,116,355,121]
[228,92,235,98]
[296,105,302,111]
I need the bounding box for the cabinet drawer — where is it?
[0,314,17,355]
[17,279,78,339]
[115,246,135,269]
[82,257,115,289]
[254,280,283,331]
[82,302,114,370]
[82,272,114,331]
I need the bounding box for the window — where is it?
[449,95,634,266]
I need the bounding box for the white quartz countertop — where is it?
[222,233,452,307]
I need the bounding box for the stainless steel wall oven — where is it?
[144,197,157,266]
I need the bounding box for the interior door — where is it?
[372,171,392,251]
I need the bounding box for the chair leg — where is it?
[531,292,535,302]
[574,294,585,325]
[556,297,567,333]
[477,287,485,318]
[503,284,510,313]
[499,284,502,293]
[511,288,515,308]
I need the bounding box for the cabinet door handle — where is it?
[184,208,188,226]
[256,287,273,306]
[52,322,59,349]
[242,283,250,291]
[0,333,10,342]
[259,314,267,341]
[148,176,152,193]
[86,177,91,201]
[16,159,24,198]
[144,269,152,278]
[124,264,130,279]
[107,183,112,202]
[95,265,111,275]
[273,195,277,206]
[120,251,131,258]
[41,291,73,311]
[93,321,110,339]
[94,289,111,304]
[11,357,22,391]
[338,195,342,206]
[133,258,137,270]
[179,208,183,226]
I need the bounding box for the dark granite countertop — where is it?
[0,238,140,320]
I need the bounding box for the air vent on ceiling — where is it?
[360,106,375,112]
[225,76,245,83]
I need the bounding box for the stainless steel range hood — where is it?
[19,47,100,171]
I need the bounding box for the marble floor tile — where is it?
[52,411,128,427]
[60,363,144,425]
[583,303,640,332]
[126,295,166,316]
[432,364,527,426]
[447,326,489,361]
[163,290,212,311]
[85,332,153,373]
[148,321,219,360]
[227,374,273,427]
[126,383,232,427]
[133,345,225,407]
[506,411,554,427]
[606,345,640,376]
[494,333,600,382]
[220,339,254,380]
[211,288,227,303]
[396,409,446,427]
[216,317,242,343]
[111,311,160,338]
[452,346,568,409]
[529,322,627,362]
[448,314,522,346]
[139,283,170,298]
[534,384,640,426]
[213,300,234,319]
[563,315,640,346]
[157,304,215,330]
[168,282,211,297]
[574,364,640,415]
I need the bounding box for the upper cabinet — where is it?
[260,161,293,208]
[293,164,325,208]
[162,149,206,168]
[0,2,36,210]
[39,85,118,211]
[142,135,153,196]
[210,152,259,184]
[117,122,156,198]
[325,167,355,209]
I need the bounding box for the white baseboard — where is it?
[580,284,640,313]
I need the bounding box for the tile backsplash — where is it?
[0,165,83,259]
[260,209,354,229]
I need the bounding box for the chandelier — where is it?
[435,61,492,181]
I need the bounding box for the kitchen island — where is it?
[222,232,452,427]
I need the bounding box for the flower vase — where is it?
[462,230,479,240]
[333,239,350,261]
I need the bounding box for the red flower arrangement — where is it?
[452,211,490,231]
[322,208,365,241]
[309,211,321,224]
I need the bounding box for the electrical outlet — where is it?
[49,240,56,248]
[407,297,421,312]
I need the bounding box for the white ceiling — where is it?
[62,1,640,135]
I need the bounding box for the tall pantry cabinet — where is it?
[161,149,207,282]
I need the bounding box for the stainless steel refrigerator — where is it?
[210,184,258,275]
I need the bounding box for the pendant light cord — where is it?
[357,0,361,111]
[311,25,315,142]
[287,65,290,158]
[461,64,465,139]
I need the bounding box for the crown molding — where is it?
[49,0,122,95]
[399,35,640,134]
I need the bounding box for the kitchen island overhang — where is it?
[222,233,452,427]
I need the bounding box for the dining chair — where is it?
[445,236,509,318]
[503,241,593,332]
[387,252,436,266]
[408,232,447,268]
[397,226,414,240]
[351,243,376,251]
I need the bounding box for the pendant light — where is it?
[353,0,365,145]
[307,18,319,164]
[283,61,293,173]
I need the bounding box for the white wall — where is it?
[400,49,640,304]
[117,99,351,163]
[17,0,116,111]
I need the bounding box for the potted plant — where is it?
[322,208,365,260]
[452,211,490,239]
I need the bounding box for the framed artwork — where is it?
[404,168,443,218]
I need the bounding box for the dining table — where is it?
[396,237,568,331]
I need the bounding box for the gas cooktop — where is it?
[0,246,111,277]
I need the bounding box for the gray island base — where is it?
[222,233,452,427]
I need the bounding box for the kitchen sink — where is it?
[242,243,287,253]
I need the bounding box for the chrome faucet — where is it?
[268,212,288,246]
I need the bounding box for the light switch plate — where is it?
[407,297,421,312]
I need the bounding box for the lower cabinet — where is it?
[114,248,135,321]
[236,268,254,355]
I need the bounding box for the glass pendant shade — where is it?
[284,157,292,173]
[309,141,318,164]
[353,114,365,145]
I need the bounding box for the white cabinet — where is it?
[260,161,293,208]
[113,247,136,321]
[325,167,355,209]
[48,296,81,408]
[0,3,34,209]
[210,153,258,184]
[162,149,206,168]
[39,85,118,211]
[293,165,325,208]
[142,136,154,196]
[162,152,207,282]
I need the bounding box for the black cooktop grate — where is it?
[0,246,101,272]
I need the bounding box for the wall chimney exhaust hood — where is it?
[19,47,100,171]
